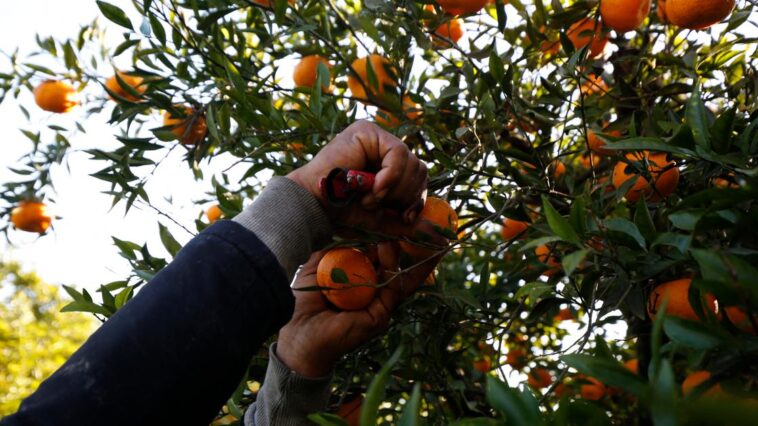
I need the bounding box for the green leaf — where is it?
[149,14,166,44]
[361,345,404,426]
[605,137,696,156]
[569,195,588,236]
[604,218,646,249]
[650,359,678,426]
[562,249,590,277]
[486,377,544,426]
[634,198,656,242]
[663,317,724,350]
[158,223,182,257]
[61,300,113,317]
[307,413,348,426]
[561,354,647,396]
[96,1,133,30]
[514,282,554,301]
[685,83,711,150]
[397,383,421,426]
[668,210,702,231]
[330,267,349,284]
[542,196,580,244]
[710,106,735,154]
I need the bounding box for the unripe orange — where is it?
[10,201,53,234]
[34,80,78,113]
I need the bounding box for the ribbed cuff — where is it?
[233,177,333,281]
[245,343,334,426]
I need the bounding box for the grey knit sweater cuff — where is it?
[244,343,334,426]
[233,177,333,281]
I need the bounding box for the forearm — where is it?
[3,178,333,426]
[244,344,334,426]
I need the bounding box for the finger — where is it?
[349,126,413,206]
[377,241,399,272]
[291,251,326,290]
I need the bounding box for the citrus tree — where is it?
[0,260,95,416]
[1,0,758,424]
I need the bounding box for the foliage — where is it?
[1,0,758,424]
[0,261,95,416]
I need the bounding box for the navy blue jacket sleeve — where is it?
[2,220,295,426]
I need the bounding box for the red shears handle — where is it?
[318,168,376,207]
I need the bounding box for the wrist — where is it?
[276,335,335,378]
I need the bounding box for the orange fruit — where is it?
[552,161,566,179]
[624,359,639,374]
[567,18,609,59]
[473,357,493,373]
[580,74,608,96]
[580,376,607,400]
[532,26,561,55]
[105,71,146,102]
[206,204,223,224]
[293,55,331,90]
[580,152,603,170]
[347,55,397,102]
[336,395,362,426]
[657,0,670,22]
[665,0,734,29]
[588,129,622,155]
[554,382,569,398]
[433,18,464,46]
[399,197,458,259]
[601,0,652,32]
[317,248,378,311]
[723,305,756,334]
[682,371,721,396]
[501,218,529,241]
[10,201,53,234]
[712,172,738,188]
[376,95,422,128]
[252,0,294,7]
[528,368,553,389]
[554,308,574,322]
[506,348,527,370]
[535,245,560,277]
[34,80,78,113]
[647,278,717,321]
[163,106,208,146]
[435,0,488,15]
[612,151,679,202]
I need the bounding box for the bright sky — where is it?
[0,0,219,292]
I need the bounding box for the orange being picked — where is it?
[588,128,622,155]
[665,0,734,29]
[646,278,717,321]
[335,395,362,426]
[528,368,553,389]
[433,18,464,47]
[34,80,78,113]
[206,204,223,224]
[535,245,560,277]
[601,0,652,32]
[347,55,397,102]
[163,106,208,145]
[567,18,609,59]
[506,348,527,370]
[317,248,378,311]
[399,197,458,259]
[293,55,331,91]
[612,151,679,202]
[105,71,146,102]
[10,201,53,234]
[682,371,721,396]
[435,0,488,15]
[376,95,422,128]
[501,218,529,241]
[580,376,607,400]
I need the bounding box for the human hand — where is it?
[286,121,427,231]
[275,243,440,378]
